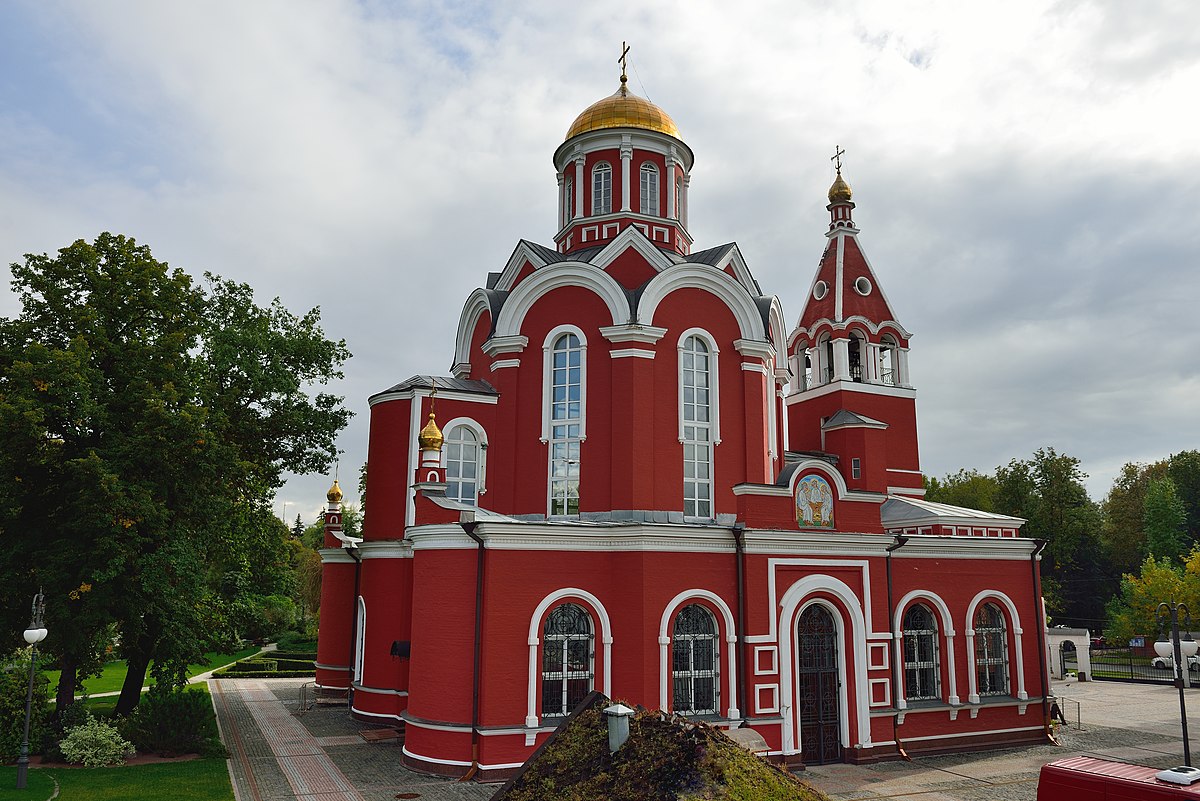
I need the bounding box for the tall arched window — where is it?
[673,604,719,715]
[880,335,898,385]
[445,424,482,505]
[564,176,574,224]
[902,604,940,701]
[541,603,593,716]
[681,335,713,519]
[640,162,659,215]
[592,162,612,215]
[549,333,583,516]
[848,332,866,382]
[974,603,1010,696]
[675,174,684,220]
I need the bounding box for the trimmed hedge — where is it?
[211,652,314,678]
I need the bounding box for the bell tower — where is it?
[785,152,923,496]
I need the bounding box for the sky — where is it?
[1,0,1197,525]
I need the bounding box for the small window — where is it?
[813,280,828,301]
[592,162,612,215]
[851,458,861,479]
[541,603,593,716]
[974,603,1010,696]
[854,276,872,295]
[903,604,940,702]
[673,604,719,715]
[640,162,659,215]
[445,425,482,505]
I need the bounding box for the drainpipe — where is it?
[1029,539,1052,742]
[345,544,362,706]
[459,519,485,781]
[732,522,748,726]
[886,534,909,759]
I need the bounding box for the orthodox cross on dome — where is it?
[831,145,846,173]
[430,376,438,414]
[618,41,631,87]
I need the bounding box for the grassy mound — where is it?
[499,705,828,801]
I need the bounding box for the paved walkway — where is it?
[208,677,1197,801]
[209,678,491,801]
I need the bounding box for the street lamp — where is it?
[16,590,47,790]
[1156,600,1198,767]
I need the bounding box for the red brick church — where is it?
[314,62,1051,779]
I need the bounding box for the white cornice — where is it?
[600,324,668,344]
[610,348,656,359]
[481,335,529,357]
[790,316,913,345]
[785,379,916,404]
[590,224,677,272]
[319,548,359,564]
[490,358,520,371]
[368,388,499,408]
[895,535,1038,561]
[734,338,776,361]
[358,540,412,559]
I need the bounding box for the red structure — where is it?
[1038,758,1200,799]
[315,67,1052,780]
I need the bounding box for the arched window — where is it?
[848,332,866,382]
[445,424,482,505]
[564,176,574,223]
[640,162,659,215]
[821,336,834,384]
[681,334,713,519]
[902,604,940,702]
[880,335,898,386]
[541,603,593,716]
[673,604,719,715]
[675,174,684,220]
[974,603,1010,696]
[549,333,583,516]
[592,162,612,215]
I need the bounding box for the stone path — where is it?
[208,676,1198,801]
[209,678,492,801]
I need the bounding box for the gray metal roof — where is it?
[372,375,499,398]
[881,496,1026,528]
[821,409,888,430]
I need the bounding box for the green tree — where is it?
[1169,450,1200,546]
[0,233,350,714]
[1145,477,1188,563]
[923,468,998,511]
[1105,551,1200,645]
[1101,461,1169,576]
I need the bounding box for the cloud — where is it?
[1,0,1197,518]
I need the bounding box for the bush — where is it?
[42,695,91,762]
[124,688,226,757]
[274,631,318,652]
[0,648,51,761]
[59,715,134,767]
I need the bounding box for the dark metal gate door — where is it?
[798,604,842,764]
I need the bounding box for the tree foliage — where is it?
[1106,551,1200,645]
[0,233,351,713]
[923,468,997,511]
[1145,477,1189,563]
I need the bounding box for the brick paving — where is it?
[209,678,492,801]
[210,676,1198,801]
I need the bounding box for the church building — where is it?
[314,62,1051,780]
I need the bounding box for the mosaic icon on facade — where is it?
[796,474,835,528]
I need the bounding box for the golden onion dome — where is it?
[828,170,853,203]
[327,479,343,505]
[418,412,444,451]
[565,78,680,140]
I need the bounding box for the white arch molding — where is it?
[892,590,960,708]
[657,590,739,718]
[777,575,872,757]
[494,264,629,339]
[452,288,494,371]
[525,588,613,727]
[638,265,767,342]
[964,590,1027,703]
[439,417,488,498]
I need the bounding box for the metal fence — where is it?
[1089,647,1185,684]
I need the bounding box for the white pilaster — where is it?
[556,173,565,229]
[898,348,911,387]
[573,156,585,220]
[620,139,632,212]
[666,152,678,219]
[832,337,851,381]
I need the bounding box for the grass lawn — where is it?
[43,646,261,698]
[0,759,234,801]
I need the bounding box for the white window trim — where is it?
[640,161,659,215]
[525,588,613,727]
[354,596,366,684]
[964,590,1026,703]
[541,325,588,444]
[676,328,721,445]
[440,417,488,499]
[591,161,612,216]
[657,589,739,719]
[892,590,959,708]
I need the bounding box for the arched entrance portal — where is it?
[798,604,842,764]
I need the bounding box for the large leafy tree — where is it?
[0,233,350,712]
[1106,551,1200,645]
[923,468,998,511]
[1145,477,1189,563]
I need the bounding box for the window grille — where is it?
[974,603,1010,696]
[672,604,719,715]
[902,604,940,701]
[541,603,593,716]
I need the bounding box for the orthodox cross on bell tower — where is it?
[618,41,631,84]
[831,145,846,173]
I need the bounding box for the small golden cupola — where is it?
[418,412,444,452]
[327,479,343,505]
[827,146,856,231]
[828,170,853,204]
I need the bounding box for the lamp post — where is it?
[1156,600,1197,767]
[16,590,47,790]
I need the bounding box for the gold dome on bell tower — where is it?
[418,412,444,452]
[564,43,681,141]
[327,479,343,505]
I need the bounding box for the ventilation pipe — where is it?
[604,703,636,753]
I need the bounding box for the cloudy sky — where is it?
[2,0,1197,524]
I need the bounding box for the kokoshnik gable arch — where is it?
[314,61,1051,780]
